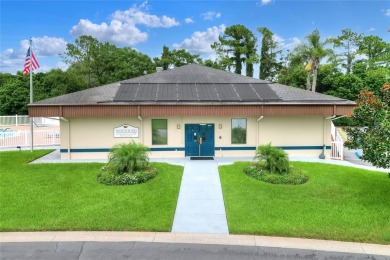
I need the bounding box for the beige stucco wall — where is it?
[60,115,331,160]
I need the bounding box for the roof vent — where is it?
[156,67,163,73]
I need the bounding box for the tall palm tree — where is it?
[292,29,331,92]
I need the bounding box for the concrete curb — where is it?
[1,232,389,256]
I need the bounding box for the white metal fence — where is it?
[0,115,60,126]
[0,130,60,148]
[330,122,344,160]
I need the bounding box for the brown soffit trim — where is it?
[29,104,356,117]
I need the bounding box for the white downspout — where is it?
[138,116,143,144]
[256,116,264,148]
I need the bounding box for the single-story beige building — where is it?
[29,64,355,160]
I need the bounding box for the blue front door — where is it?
[185,124,215,156]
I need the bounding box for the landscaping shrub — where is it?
[246,143,308,185]
[255,143,290,173]
[244,164,308,185]
[98,166,157,185]
[98,141,156,185]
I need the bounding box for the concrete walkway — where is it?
[24,148,388,173]
[172,161,229,234]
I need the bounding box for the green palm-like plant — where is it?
[291,29,332,92]
[255,143,290,174]
[108,141,150,175]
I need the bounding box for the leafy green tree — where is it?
[331,29,362,74]
[100,47,154,82]
[171,49,202,67]
[29,69,86,102]
[291,29,331,92]
[257,27,281,81]
[277,50,308,88]
[362,67,390,95]
[358,35,390,69]
[242,29,258,77]
[153,45,172,70]
[0,73,29,115]
[345,86,390,170]
[326,73,364,101]
[212,24,257,76]
[278,65,306,89]
[62,35,100,87]
[201,59,226,70]
[316,63,343,93]
[327,65,389,101]
[63,35,154,87]
[153,45,201,70]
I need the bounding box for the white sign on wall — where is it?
[114,124,139,138]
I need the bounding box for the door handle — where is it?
[199,137,202,145]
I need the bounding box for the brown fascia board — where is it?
[29,103,356,117]
[28,101,356,106]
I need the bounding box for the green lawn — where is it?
[0,150,183,231]
[219,162,390,244]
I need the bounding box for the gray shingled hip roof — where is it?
[32,64,355,105]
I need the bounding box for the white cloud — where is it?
[385,8,390,16]
[271,34,302,51]
[56,61,69,71]
[185,18,194,24]
[111,6,179,28]
[272,34,284,45]
[283,37,302,51]
[21,36,67,57]
[0,36,67,74]
[260,0,272,5]
[70,3,179,46]
[367,27,376,31]
[173,24,226,54]
[70,19,148,46]
[201,11,221,21]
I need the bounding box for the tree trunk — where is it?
[246,61,253,77]
[306,72,311,90]
[312,67,318,92]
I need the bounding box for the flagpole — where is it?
[29,38,34,152]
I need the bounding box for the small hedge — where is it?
[244,163,309,185]
[246,144,309,185]
[98,141,157,185]
[98,166,157,185]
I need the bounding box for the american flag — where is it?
[23,47,40,76]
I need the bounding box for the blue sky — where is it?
[1,0,389,76]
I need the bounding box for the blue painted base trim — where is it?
[60,147,185,153]
[150,147,185,152]
[60,148,110,153]
[280,146,331,150]
[61,145,331,153]
[215,147,256,151]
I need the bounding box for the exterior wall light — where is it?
[218,124,222,129]
[177,124,181,129]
